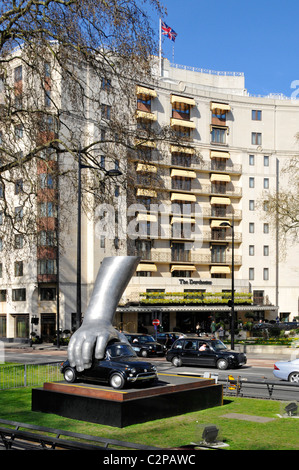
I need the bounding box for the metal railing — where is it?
[0,362,61,390]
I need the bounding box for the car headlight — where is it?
[151,365,157,371]
[130,368,137,374]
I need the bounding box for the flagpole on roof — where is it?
[159,18,162,76]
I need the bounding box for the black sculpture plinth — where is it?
[32,373,223,428]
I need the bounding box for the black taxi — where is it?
[166,336,247,370]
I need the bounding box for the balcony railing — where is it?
[128,248,242,265]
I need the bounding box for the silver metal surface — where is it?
[68,256,140,371]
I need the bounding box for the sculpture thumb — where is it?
[84,256,140,323]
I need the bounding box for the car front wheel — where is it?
[109,373,125,389]
[216,358,228,370]
[172,356,182,367]
[141,349,148,358]
[63,367,77,383]
[288,371,299,383]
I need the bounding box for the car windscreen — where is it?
[107,344,136,358]
[210,340,227,351]
[138,335,155,343]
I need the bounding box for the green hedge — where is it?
[139,291,252,305]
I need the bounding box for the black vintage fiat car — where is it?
[61,341,158,389]
[166,336,247,370]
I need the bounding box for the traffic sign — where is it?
[152,319,160,326]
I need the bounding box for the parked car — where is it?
[61,341,158,389]
[273,359,299,383]
[277,322,299,330]
[125,333,167,357]
[156,332,185,346]
[252,322,273,330]
[166,336,247,370]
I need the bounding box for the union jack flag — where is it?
[161,21,177,42]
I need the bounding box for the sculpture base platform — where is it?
[32,373,223,428]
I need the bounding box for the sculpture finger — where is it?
[82,336,96,369]
[94,332,112,359]
[70,334,86,371]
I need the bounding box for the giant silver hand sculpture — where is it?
[68,256,140,372]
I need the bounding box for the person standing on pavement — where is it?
[210,320,216,336]
[217,326,224,341]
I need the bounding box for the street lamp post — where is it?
[220,217,235,350]
[76,151,122,330]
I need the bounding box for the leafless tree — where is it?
[0,0,166,254]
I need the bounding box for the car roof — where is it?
[177,335,211,341]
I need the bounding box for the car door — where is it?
[83,358,109,383]
[196,342,216,367]
[180,339,199,365]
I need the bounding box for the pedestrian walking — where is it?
[217,326,224,341]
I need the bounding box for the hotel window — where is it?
[100,235,105,249]
[44,90,51,107]
[15,206,23,220]
[38,202,57,218]
[263,268,269,280]
[263,245,269,256]
[211,127,226,144]
[263,223,269,233]
[38,230,56,246]
[249,177,255,188]
[252,110,262,121]
[44,62,51,78]
[211,245,226,263]
[14,261,23,277]
[12,288,26,301]
[249,223,255,233]
[136,271,152,277]
[37,259,57,275]
[14,65,22,82]
[171,176,192,191]
[15,124,23,139]
[0,289,6,301]
[249,268,254,280]
[264,178,269,189]
[0,263,2,278]
[39,173,54,189]
[0,211,2,225]
[40,287,56,301]
[15,234,24,249]
[251,132,262,145]
[171,270,192,278]
[15,179,23,194]
[135,239,152,260]
[137,95,152,113]
[171,153,191,167]
[249,200,255,211]
[101,77,111,91]
[171,242,190,262]
[249,155,255,165]
[249,245,255,256]
[172,101,190,121]
[101,104,111,120]
[264,155,269,166]
[172,125,191,140]
[0,238,2,251]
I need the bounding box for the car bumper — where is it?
[127,372,157,383]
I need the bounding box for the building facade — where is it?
[0,56,298,341]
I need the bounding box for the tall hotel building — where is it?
[0,56,298,340]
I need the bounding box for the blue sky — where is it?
[152,0,299,97]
